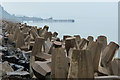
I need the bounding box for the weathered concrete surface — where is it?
[51,48,68,78]
[68,49,94,79]
[108,59,120,76]
[87,42,102,72]
[101,42,119,67]
[1,20,120,80]
[68,49,80,79]
[78,50,94,78]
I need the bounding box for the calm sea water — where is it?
[25,19,118,42]
[24,18,119,58]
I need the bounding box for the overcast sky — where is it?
[0,0,119,2]
[1,2,118,19]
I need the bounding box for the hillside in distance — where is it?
[0,5,74,23]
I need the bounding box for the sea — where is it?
[23,18,120,58]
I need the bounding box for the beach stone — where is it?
[1,61,14,76]
[3,71,30,79]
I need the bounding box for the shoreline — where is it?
[0,20,120,79]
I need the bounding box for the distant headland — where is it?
[0,5,75,23]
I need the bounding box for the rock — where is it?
[2,55,19,64]
[22,51,31,61]
[74,35,81,44]
[30,28,39,40]
[1,61,14,76]
[31,37,45,56]
[95,75,120,80]
[51,48,68,78]
[65,37,78,55]
[97,35,107,52]
[108,59,120,76]
[2,47,8,52]
[32,60,51,79]
[78,50,94,78]
[4,71,30,79]
[7,71,29,76]
[101,42,119,67]
[0,62,2,77]
[2,20,120,79]
[63,35,72,41]
[87,36,94,42]
[53,41,62,48]
[79,38,89,50]
[36,52,51,60]
[0,52,2,62]
[52,32,58,38]
[87,41,102,72]
[0,46,2,52]
[45,40,53,53]
[9,63,24,71]
[68,49,80,79]
[0,35,3,45]
[16,31,25,48]
[98,66,109,76]
[68,49,94,79]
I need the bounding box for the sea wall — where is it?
[0,20,120,80]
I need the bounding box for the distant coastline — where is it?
[19,16,75,23]
[0,5,75,23]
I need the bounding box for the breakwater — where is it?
[0,20,120,80]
